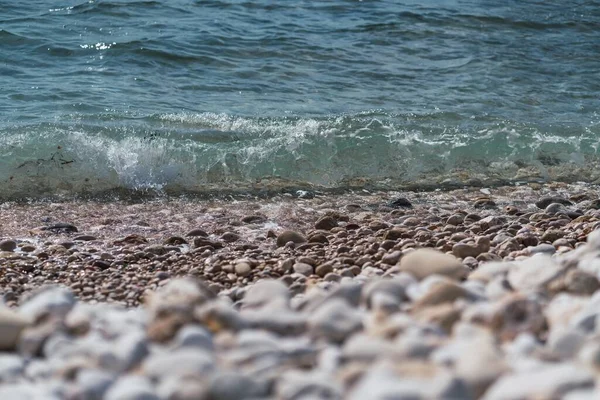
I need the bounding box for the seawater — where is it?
[1,0,600,199]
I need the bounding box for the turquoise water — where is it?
[1,0,600,199]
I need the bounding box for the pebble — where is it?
[234,262,252,277]
[105,375,159,400]
[314,216,338,230]
[399,249,469,281]
[276,231,307,247]
[293,262,314,276]
[0,308,29,351]
[0,240,17,252]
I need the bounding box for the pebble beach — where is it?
[1,182,600,399]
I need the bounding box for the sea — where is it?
[1,0,600,200]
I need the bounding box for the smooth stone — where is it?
[0,240,17,252]
[349,362,471,400]
[241,214,267,224]
[0,354,25,382]
[72,369,115,400]
[0,307,29,351]
[73,235,97,241]
[243,307,307,335]
[387,197,412,208]
[490,294,547,341]
[234,262,252,277]
[41,223,78,233]
[147,278,215,315]
[381,250,403,265]
[308,298,362,342]
[19,287,76,322]
[507,254,564,292]
[452,335,507,397]
[446,214,465,226]
[468,262,515,283]
[361,278,408,308]
[545,203,566,215]
[527,243,556,255]
[143,349,214,381]
[243,280,290,309]
[157,376,208,400]
[547,327,586,359]
[105,375,159,400]
[208,371,268,400]
[293,262,314,277]
[186,228,208,237]
[277,370,342,400]
[482,363,593,400]
[342,334,397,362]
[315,263,334,278]
[314,216,337,231]
[399,249,469,281]
[171,325,213,351]
[452,243,483,259]
[144,245,166,255]
[413,280,469,309]
[535,196,573,209]
[276,231,307,247]
[221,232,240,242]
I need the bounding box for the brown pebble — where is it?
[276,231,307,248]
[186,229,209,237]
[315,216,338,231]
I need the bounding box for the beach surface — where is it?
[1,182,600,398]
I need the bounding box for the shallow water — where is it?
[1,0,599,199]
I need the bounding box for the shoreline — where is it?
[0,181,598,306]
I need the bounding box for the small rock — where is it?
[186,229,208,237]
[482,363,593,400]
[234,262,252,277]
[545,203,566,215]
[144,245,167,255]
[208,371,268,400]
[41,223,78,233]
[315,263,334,278]
[276,231,307,247]
[19,287,76,322]
[413,280,469,309]
[221,232,240,243]
[446,214,465,226]
[242,215,267,224]
[381,250,403,265]
[0,308,29,351]
[314,216,337,231]
[143,349,214,381]
[243,280,290,309]
[0,240,17,252]
[387,197,412,208]
[72,369,115,400]
[452,243,483,259]
[507,255,563,292]
[105,375,159,400]
[171,325,213,351]
[293,263,314,276]
[114,234,147,245]
[399,249,469,281]
[308,299,362,342]
[164,236,188,245]
[535,196,573,209]
[73,235,97,241]
[91,260,112,270]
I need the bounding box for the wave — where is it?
[1,111,599,200]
